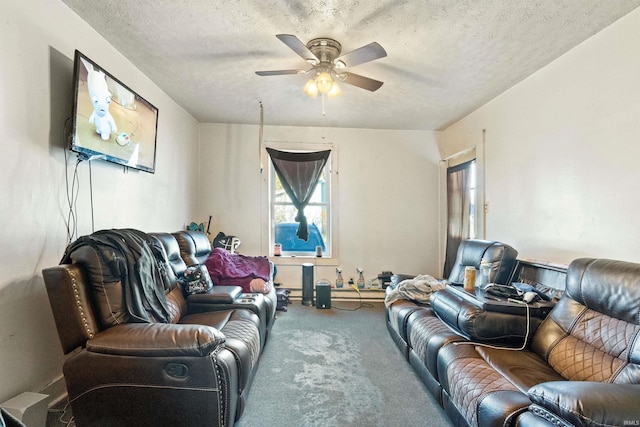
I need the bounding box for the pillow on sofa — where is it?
[180,264,214,295]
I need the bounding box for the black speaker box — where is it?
[316,282,331,309]
[302,263,314,306]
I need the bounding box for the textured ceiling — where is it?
[61,0,640,130]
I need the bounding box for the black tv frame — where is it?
[69,50,159,174]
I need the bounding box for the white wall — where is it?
[440,8,640,265]
[0,0,200,403]
[199,124,441,288]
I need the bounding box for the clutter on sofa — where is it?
[212,231,242,254]
[204,247,272,294]
[43,228,277,427]
[384,274,446,307]
[180,264,214,294]
[171,230,277,338]
[386,239,519,359]
[385,238,640,427]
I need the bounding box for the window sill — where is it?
[269,256,339,267]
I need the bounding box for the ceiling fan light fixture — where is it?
[316,71,333,93]
[327,82,342,99]
[257,35,387,103]
[303,78,318,98]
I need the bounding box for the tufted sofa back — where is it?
[531,258,640,383]
[447,239,518,285]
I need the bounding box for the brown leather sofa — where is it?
[169,230,277,340]
[43,229,274,427]
[388,256,640,427]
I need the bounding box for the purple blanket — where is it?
[204,248,270,292]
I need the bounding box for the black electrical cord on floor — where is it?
[48,398,75,427]
[333,286,375,311]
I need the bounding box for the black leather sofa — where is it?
[43,229,276,427]
[386,239,519,360]
[386,241,640,427]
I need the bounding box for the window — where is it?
[443,159,476,277]
[271,165,330,256]
[262,143,338,260]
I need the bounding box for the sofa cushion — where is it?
[531,258,640,384]
[407,308,464,380]
[438,343,531,427]
[439,342,564,427]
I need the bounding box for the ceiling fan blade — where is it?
[339,72,384,92]
[335,42,387,68]
[276,34,319,63]
[255,69,306,76]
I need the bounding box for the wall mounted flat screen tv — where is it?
[70,50,158,173]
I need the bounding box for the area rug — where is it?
[236,301,451,427]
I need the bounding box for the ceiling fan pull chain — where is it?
[322,93,326,116]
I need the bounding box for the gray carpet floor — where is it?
[236,300,452,427]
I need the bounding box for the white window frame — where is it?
[261,141,339,266]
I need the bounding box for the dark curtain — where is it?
[266,148,330,241]
[443,160,474,278]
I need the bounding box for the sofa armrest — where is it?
[527,381,640,427]
[86,323,225,357]
[187,285,243,304]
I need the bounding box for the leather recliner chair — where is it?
[385,239,518,359]
[43,230,262,426]
[414,257,640,427]
[172,230,278,339]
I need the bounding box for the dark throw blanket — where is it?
[204,248,270,293]
[62,229,172,324]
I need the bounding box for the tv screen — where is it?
[70,50,158,173]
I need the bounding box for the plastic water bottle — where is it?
[478,259,491,289]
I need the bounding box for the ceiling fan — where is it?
[255,34,387,98]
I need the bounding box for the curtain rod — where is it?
[443,145,475,161]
